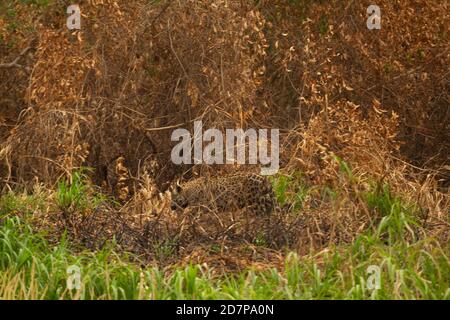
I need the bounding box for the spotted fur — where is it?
[170,173,276,215]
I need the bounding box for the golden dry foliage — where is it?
[262,0,449,169]
[286,101,399,185]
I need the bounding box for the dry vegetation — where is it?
[0,0,449,280]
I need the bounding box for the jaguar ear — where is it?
[175,180,182,193]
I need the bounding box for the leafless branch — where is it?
[0,39,37,69]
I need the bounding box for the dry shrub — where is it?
[280,99,448,249]
[1,109,89,184]
[147,0,269,125]
[2,0,447,186]
[260,0,449,170]
[285,100,400,186]
[1,0,272,188]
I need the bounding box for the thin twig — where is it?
[0,39,37,69]
[147,0,174,32]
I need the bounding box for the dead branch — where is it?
[0,40,36,69]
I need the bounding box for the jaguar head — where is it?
[170,181,188,211]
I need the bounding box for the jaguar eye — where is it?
[171,197,187,210]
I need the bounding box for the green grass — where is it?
[270,172,311,211]
[0,191,46,218]
[0,169,448,300]
[364,182,421,245]
[56,169,106,212]
[0,214,448,299]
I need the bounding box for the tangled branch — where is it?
[0,39,37,69]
